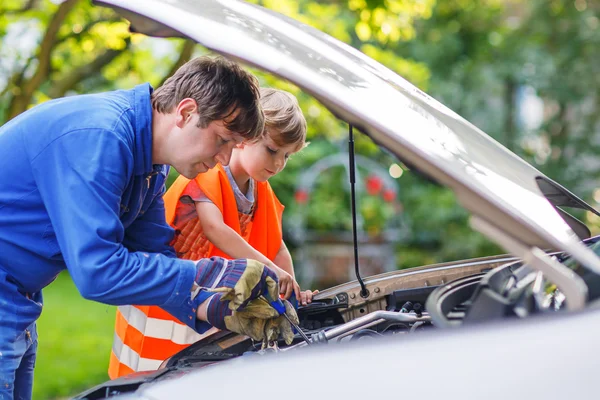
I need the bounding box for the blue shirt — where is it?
[0,84,202,330]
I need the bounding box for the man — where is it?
[0,56,296,400]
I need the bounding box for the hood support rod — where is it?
[349,124,369,298]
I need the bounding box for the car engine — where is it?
[76,253,519,399]
[78,239,600,400]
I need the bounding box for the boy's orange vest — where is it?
[109,165,284,379]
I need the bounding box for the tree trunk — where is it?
[157,40,196,87]
[6,0,77,121]
[48,38,132,98]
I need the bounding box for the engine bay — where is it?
[76,253,518,399]
[75,239,600,399]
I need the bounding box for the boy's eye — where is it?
[266,147,277,154]
[219,136,230,144]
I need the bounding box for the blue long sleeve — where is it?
[30,128,195,309]
[123,180,177,258]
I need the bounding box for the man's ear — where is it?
[175,98,198,128]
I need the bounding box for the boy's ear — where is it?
[236,142,246,149]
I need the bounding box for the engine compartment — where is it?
[77,292,436,399]
[76,251,571,399]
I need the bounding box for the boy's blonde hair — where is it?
[260,88,307,151]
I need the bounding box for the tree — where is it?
[400,0,600,232]
[0,0,196,122]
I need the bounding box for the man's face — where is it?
[170,112,244,179]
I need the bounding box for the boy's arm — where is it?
[274,240,318,306]
[195,201,300,299]
[273,240,294,278]
[195,201,274,266]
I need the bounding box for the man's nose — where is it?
[215,144,233,166]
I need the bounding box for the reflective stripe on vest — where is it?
[111,330,163,373]
[108,305,207,379]
[120,305,204,344]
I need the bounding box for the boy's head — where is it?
[152,56,264,179]
[233,88,307,182]
[260,87,307,152]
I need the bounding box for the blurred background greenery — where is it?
[1,0,599,397]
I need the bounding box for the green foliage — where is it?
[304,163,354,232]
[401,0,600,234]
[360,192,397,235]
[395,172,502,268]
[270,139,340,218]
[34,272,115,399]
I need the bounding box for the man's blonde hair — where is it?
[260,88,306,151]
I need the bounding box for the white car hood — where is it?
[95,0,600,272]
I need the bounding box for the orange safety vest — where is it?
[109,165,284,379]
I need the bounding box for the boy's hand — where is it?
[299,289,319,306]
[269,265,300,301]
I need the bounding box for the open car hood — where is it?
[95,0,600,272]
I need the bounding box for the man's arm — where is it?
[30,129,196,309]
[122,180,176,258]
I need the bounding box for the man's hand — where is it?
[205,292,299,344]
[194,257,278,310]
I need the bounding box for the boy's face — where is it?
[170,112,244,179]
[237,132,302,182]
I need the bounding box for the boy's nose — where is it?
[274,157,284,171]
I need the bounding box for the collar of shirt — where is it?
[132,83,155,176]
[224,165,255,214]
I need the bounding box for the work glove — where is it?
[194,257,278,310]
[205,292,300,345]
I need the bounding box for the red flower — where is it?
[365,175,383,195]
[383,189,396,203]
[295,189,309,204]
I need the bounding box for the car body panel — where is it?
[136,306,600,400]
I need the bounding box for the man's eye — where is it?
[266,147,277,154]
[219,137,230,144]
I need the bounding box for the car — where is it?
[75,0,600,398]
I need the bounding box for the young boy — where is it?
[110,88,315,377]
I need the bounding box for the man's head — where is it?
[151,56,263,179]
